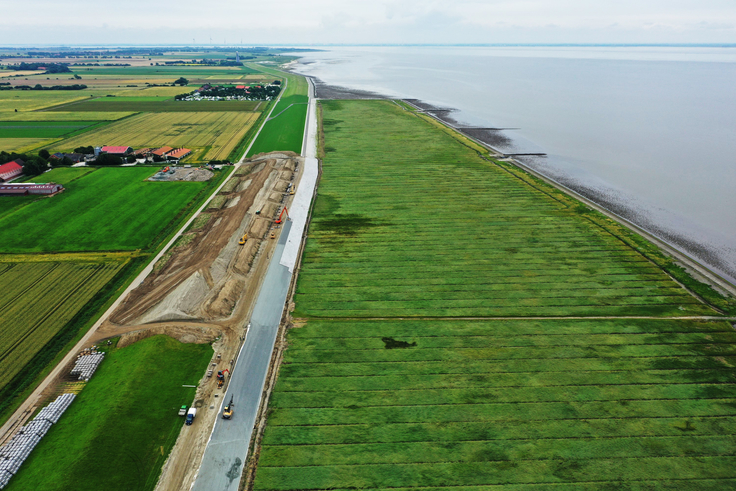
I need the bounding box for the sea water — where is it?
[291,46,736,285]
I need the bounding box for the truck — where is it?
[185,407,197,425]
[178,405,187,416]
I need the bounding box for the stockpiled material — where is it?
[0,393,76,488]
[33,394,76,424]
[70,353,104,381]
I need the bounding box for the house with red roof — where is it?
[151,146,174,157]
[0,160,23,182]
[167,148,191,161]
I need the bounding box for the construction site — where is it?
[97,150,304,491]
[0,149,308,491]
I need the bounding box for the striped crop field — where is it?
[0,91,92,112]
[52,111,260,161]
[256,318,736,490]
[251,99,736,490]
[294,100,718,318]
[0,260,126,390]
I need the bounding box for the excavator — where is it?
[222,395,234,419]
[216,369,230,389]
[238,233,248,245]
[274,207,289,224]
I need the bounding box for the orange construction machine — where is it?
[274,207,289,224]
[216,369,230,389]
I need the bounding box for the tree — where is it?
[93,153,123,166]
[74,146,94,154]
[38,149,50,160]
[22,156,47,176]
[126,154,136,163]
[173,77,189,86]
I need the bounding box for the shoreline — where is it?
[284,59,736,292]
[286,66,735,294]
[398,97,736,296]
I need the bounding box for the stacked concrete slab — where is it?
[0,393,76,489]
[70,352,104,381]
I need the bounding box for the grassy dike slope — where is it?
[294,100,715,318]
[6,336,212,491]
[251,100,736,490]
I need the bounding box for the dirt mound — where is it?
[116,323,221,349]
[206,278,245,318]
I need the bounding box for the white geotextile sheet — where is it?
[279,157,318,272]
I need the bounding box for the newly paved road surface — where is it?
[191,221,292,491]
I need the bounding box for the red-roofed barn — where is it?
[101,146,133,156]
[0,160,23,182]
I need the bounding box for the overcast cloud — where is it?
[1,0,735,45]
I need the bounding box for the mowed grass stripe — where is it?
[281,356,736,377]
[287,319,733,338]
[260,436,736,466]
[253,456,736,489]
[263,417,736,445]
[275,369,736,392]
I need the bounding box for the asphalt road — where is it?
[191,220,293,491]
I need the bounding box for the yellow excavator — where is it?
[222,395,234,419]
[270,231,276,239]
[238,233,248,245]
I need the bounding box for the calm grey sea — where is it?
[291,46,736,286]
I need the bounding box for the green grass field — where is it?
[6,335,212,491]
[250,99,736,491]
[293,100,714,318]
[248,94,307,156]
[256,318,736,490]
[0,167,209,253]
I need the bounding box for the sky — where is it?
[1,0,735,46]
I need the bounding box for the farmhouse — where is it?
[100,146,133,156]
[51,153,85,163]
[0,182,63,196]
[0,160,24,182]
[167,148,192,161]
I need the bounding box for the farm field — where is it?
[257,318,736,490]
[0,111,133,121]
[0,91,92,112]
[0,120,104,138]
[0,166,211,253]
[250,98,736,491]
[45,99,260,112]
[52,111,260,161]
[5,335,213,491]
[0,137,51,153]
[0,259,127,392]
[248,94,307,156]
[293,100,716,318]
